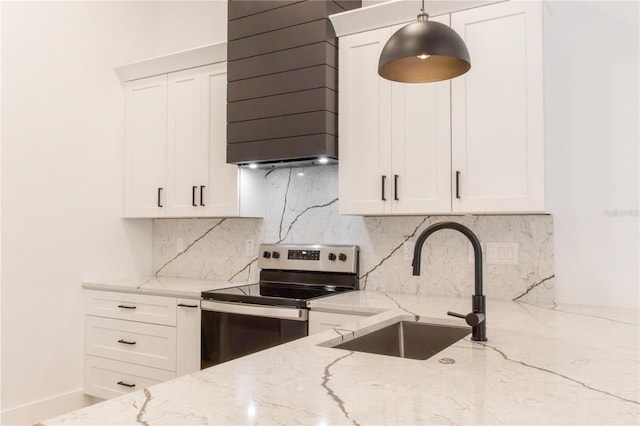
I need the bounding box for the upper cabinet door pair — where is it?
[338,1,544,216]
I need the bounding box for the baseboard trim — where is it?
[1,389,96,425]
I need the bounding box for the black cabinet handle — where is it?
[117,305,136,310]
[192,186,197,207]
[178,303,198,308]
[157,187,163,208]
[117,381,136,388]
[117,339,136,345]
[455,171,461,199]
[381,175,387,201]
[200,186,205,207]
[394,174,399,201]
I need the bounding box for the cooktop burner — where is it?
[201,243,360,309]
[202,282,353,309]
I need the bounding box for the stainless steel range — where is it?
[200,243,360,369]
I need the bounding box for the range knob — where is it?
[338,253,347,262]
[272,251,280,259]
[263,251,271,259]
[328,253,337,261]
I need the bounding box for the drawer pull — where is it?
[178,303,198,308]
[117,381,136,388]
[117,305,136,310]
[117,339,136,345]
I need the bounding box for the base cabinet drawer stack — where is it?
[84,290,200,400]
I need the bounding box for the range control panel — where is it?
[258,244,359,274]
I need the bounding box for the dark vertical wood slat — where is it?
[227,42,336,82]
[228,111,337,144]
[228,65,336,102]
[332,0,362,12]
[227,135,338,164]
[228,1,304,21]
[229,1,335,41]
[228,89,336,122]
[227,20,336,61]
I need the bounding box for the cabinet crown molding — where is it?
[329,0,500,37]
[115,42,227,82]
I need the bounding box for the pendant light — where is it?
[378,0,471,83]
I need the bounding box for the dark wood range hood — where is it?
[226,0,361,167]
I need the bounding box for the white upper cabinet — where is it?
[121,45,264,219]
[124,75,168,217]
[166,67,205,216]
[338,27,391,215]
[339,17,451,216]
[336,1,544,215]
[451,1,544,213]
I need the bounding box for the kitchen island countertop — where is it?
[45,290,639,425]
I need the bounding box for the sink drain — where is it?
[439,357,456,364]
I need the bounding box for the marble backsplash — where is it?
[152,165,554,305]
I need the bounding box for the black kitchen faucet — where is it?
[412,221,487,341]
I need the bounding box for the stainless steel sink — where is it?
[332,321,470,360]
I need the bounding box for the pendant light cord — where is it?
[418,0,429,21]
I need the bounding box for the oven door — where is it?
[201,300,308,369]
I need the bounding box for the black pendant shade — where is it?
[378,13,471,83]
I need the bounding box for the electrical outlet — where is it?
[245,239,255,257]
[486,242,519,265]
[176,238,185,254]
[403,241,414,261]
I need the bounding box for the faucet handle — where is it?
[447,311,485,327]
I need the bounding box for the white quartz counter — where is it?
[82,276,240,299]
[45,291,639,425]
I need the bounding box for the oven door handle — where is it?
[201,300,308,321]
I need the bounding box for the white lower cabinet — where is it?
[84,291,200,399]
[308,310,372,335]
[85,356,175,400]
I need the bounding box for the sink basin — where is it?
[332,321,470,360]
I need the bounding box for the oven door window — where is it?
[201,310,307,369]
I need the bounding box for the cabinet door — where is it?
[390,16,452,215]
[451,1,544,213]
[199,63,241,217]
[166,68,204,216]
[338,28,392,215]
[124,75,168,217]
[176,299,201,376]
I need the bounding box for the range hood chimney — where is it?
[226,0,361,168]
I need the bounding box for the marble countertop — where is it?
[82,276,241,299]
[46,291,639,425]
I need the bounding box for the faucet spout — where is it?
[411,221,487,341]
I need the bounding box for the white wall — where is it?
[0,1,226,424]
[544,1,639,308]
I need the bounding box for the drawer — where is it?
[85,355,175,400]
[84,290,177,326]
[85,316,177,371]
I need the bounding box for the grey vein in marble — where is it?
[378,290,420,321]
[517,300,640,326]
[512,274,555,301]
[321,351,359,426]
[481,342,640,405]
[279,198,338,243]
[227,257,258,282]
[135,388,152,426]
[332,328,356,343]
[359,217,429,290]
[278,169,293,241]
[154,219,227,277]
